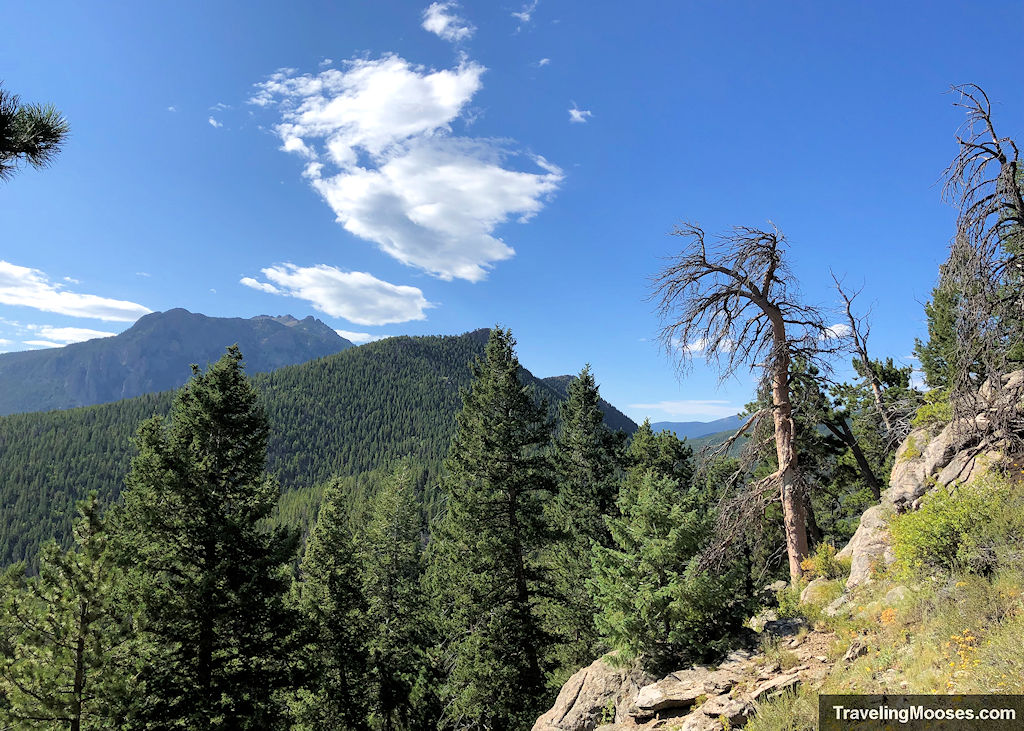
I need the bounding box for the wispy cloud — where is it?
[512,0,539,25]
[335,329,388,344]
[0,261,150,322]
[537,58,550,67]
[568,104,592,123]
[208,117,223,128]
[422,2,475,42]
[167,105,177,112]
[25,325,117,344]
[241,263,433,326]
[251,55,563,282]
[629,399,740,420]
[23,340,63,349]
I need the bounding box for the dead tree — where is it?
[940,84,1024,432]
[652,223,833,582]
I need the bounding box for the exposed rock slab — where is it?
[533,656,654,731]
[839,505,894,589]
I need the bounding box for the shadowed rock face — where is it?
[0,309,353,415]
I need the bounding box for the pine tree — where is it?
[590,468,746,671]
[359,461,433,731]
[290,477,370,730]
[543,365,622,678]
[113,346,297,729]
[426,327,554,730]
[914,282,960,390]
[0,495,132,730]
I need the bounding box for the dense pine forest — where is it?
[0,328,635,567]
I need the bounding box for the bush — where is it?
[891,474,1024,577]
[911,389,952,428]
[800,543,850,581]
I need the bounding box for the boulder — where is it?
[750,673,800,702]
[701,694,754,725]
[533,656,654,731]
[800,577,834,604]
[839,505,894,589]
[632,667,739,717]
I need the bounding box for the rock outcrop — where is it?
[532,656,654,731]
[841,369,1024,589]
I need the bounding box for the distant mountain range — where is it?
[0,308,352,415]
[651,414,743,440]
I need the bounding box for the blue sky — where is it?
[2,1,1023,423]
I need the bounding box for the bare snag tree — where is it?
[941,84,1024,417]
[652,223,832,581]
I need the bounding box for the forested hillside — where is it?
[0,328,636,566]
[0,308,352,415]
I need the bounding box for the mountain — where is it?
[650,414,743,440]
[540,375,637,435]
[0,308,353,416]
[0,328,635,566]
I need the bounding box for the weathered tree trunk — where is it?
[771,346,809,582]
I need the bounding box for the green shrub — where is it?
[776,583,804,619]
[891,474,1024,577]
[911,389,952,428]
[800,542,849,580]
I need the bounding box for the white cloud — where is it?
[23,340,63,349]
[820,322,852,340]
[252,55,563,282]
[241,263,433,326]
[167,105,177,112]
[63,276,79,284]
[629,399,740,420]
[335,329,388,344]
[568,105,592,123]
[512,0,539,24]
[422,2,474,42]
[135,271,151,278]
[537,58,551,67]
[208,117,223,128]
[0,261,151,322]
[319,57,334,68]
[26,325,117,344]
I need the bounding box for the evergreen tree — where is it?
[290,477,370,730]
[0,495,131,730]
[543,365,622,678]
[426,327,554,730]
[914,282,960,390]
[359,462,434,731]
[0,82,70,182]
[113,346,297,729]
[590,469,747,671]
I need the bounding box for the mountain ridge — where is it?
[0,308,352,415]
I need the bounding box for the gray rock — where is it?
[841,505,894,589]
[884,585,910,605]
[533,656,654,731]
[632,667,739,717]
[800,577,833,604]
[843,641,868,662]
[702,694,754,725]
[750,673,800,702]
[680,713,724,731]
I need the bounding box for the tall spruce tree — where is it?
[113,346,297,729]
[290,477,370,730]
[543,365,622,679]
[590,451,747,670]
[359,462,434,731]
[0,495,131,730]
[426,327,554,730]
